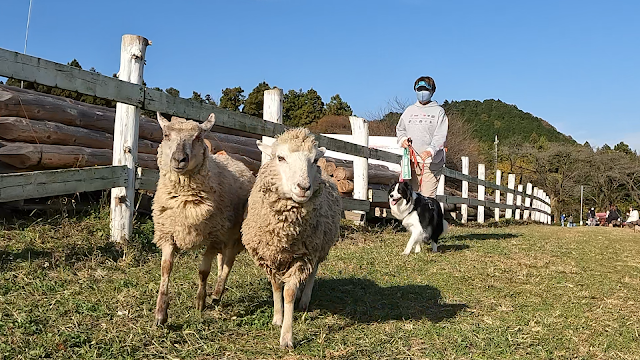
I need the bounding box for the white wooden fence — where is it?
[0,34,552,243]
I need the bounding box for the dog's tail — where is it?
[442,220,449,236]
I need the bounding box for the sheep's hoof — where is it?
[155,312,168,326]
[195,293,206,311]
[280,333,294,349]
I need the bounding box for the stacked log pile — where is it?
[317,157,399,201]
[0,84,401,208]
[0,85,262,174]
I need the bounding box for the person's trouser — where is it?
[409,163,442,199]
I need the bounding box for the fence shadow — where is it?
[448,233,519,242]
[311,277,467,324]
[0,243,123,270]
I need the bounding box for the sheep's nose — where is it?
[296,183,311,192]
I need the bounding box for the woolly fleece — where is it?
[153,124,255,252]
[241,129,342,286]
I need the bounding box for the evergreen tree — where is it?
[283,88,325,127]
[219,86,245,111]
[190,91,204,104]
[204,94,217,106]
[243,82,271,117]
[614,141,633,155]
[324,94,353,116]
[165,87,180,97]
[67,59,82,69]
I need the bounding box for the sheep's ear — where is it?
[200,113,216,132]
[315,147,326,159]
[256,140,274,158]
[157,112,170,130]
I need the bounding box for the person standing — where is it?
[396,76,449,198]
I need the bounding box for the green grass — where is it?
[1,208,640,359]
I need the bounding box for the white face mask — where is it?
[417,91,432,103]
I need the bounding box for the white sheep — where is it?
[241,128,342,348]
[152,112,255,326]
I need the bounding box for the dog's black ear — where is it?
[403,181,413,194]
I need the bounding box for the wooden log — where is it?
[324,157,392,172]
[331,165,398,185]
[0,117,158,155]
[318,158,328,175]
[206,137,261,161]
[333,166,354,181]
[204,139,260,175]
[337,180,354,193]
[0,84,261,142]
[324,160,337,176]
[0,142,157,170]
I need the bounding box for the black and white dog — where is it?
[388,181,449,255]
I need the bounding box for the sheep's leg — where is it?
[211,245,241,301]
[155,243,176,326]
[271,278,283,326]
[196,244,217,311]
[216,253,223,278]
[298,264,318,311]
[280,281,299,349]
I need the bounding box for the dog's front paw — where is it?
[401,251,410,256]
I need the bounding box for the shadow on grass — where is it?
[0,243,124,270]
[438,243,470,252]
[448,233,519,242]
[311,277,467,323]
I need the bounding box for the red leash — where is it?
[407,139,425,190]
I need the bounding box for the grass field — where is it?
[1,208,640,359]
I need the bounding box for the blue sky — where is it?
[2,0,639,150]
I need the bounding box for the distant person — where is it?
[607,204,621,227]
[568,215,574,227]
[561,214,566,227]
[396,76,449,198]
[625,206,639,228]
[587,207,597,226]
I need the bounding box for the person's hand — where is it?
[401,139,410,148]
[420,149,433,161]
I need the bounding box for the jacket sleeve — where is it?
[426,108,448,154]
[396,110,409,146]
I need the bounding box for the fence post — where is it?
[495,170,501,221]
[261,88,284,164]
[110,34,150,244]
[515,184,523,220]
[349,116,368,225]
[547,195,552,224]
[437,171,445,215]
[477,164,485,223]
[506,173,515,219]
[461,156,469,223]
[532,187,540,222]
[524,183,532,220]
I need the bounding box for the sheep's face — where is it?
[257,138,326,204]
[157,112,216,174]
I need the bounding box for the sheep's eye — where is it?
[277,156,286,162]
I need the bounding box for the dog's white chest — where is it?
[402,211,422,233]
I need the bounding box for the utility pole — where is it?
[494,134,499,172]
[21,0,33,89]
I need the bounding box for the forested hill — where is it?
[442,99,576,145]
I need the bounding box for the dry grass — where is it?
[1,208,640,359]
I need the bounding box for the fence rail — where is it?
[0,36,553,241]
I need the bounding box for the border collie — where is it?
[388,181,449,255]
